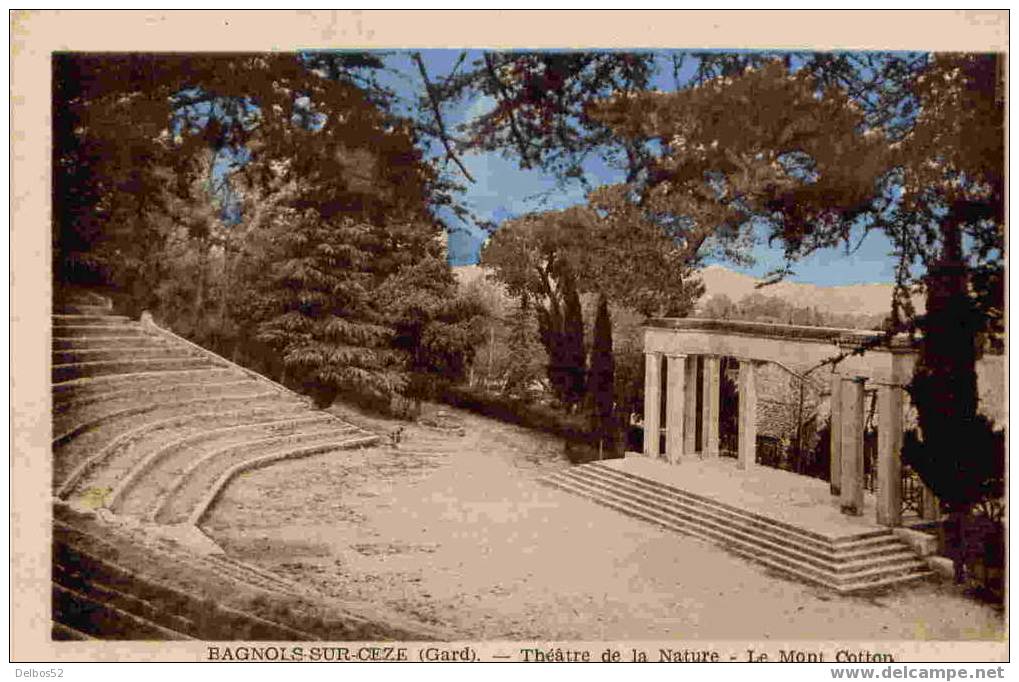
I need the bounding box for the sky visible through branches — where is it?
[203,49,909,286]
[405,49,907,285]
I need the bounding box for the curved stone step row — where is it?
[56,399,312,498]
[53,367,240,404]
[55,518,313,604]
[53,389,294,451]
[201,554,307,598]
[53,534,313,640]
[540,462,932,593]
[53,303,113,316]
[53,291,113,310]
[53,334,174,351]
[53,375,256,417]
[51,302,379,553]
[110,414,340,518]
[185,429,380,527]
[54,345,198,365]
[54,515,434,640]
[51,324,148,338]
[52,377,272,440]
[53,565,196,637]
[53,583,193,640]
[51,621,95,640]
[53,314,133,326]
[53,356,221,383]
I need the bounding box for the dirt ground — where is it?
[203,404,1004,641]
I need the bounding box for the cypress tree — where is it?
[588,293,616,455]
[560,271,587,411]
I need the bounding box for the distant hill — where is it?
[453,263,921,320]
[696,265,922,319]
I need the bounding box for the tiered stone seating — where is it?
[53,293,378,523]
[541,460,933,593]
[52,519,316,640]
[51,290,384,638]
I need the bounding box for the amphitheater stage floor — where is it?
[606,454,886,540]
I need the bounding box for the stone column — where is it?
[737,360,757,470]
[665,354,687,464]
[643,352,662,458]
[829,373,843,496]
[840,377,866,516]
[683,356,698,455]
[876,384,904,526]
[701,355,721,457]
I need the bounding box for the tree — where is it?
[440,52,660,187]
[53,53,484,410]
[555,269,588,410]
[502,298,545,398]
[479,210,586,410]
[587,294,616,455]
[893,54,1004,582]
[701,294,735,320]
[481,204,701,412]
[236,209,396,406]
[588,60,893,275]
[378,252,487,408]
[589,54,1004,579]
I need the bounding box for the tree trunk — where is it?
[946,507,969,584]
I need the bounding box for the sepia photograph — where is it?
[10,9,1008,668]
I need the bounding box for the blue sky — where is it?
[366,50,902,286]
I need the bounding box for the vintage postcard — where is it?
[10,9,1009,669]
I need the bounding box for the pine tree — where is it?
[378,242,487,407]
[246,209,402,407]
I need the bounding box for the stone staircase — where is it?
[540,461,932,593]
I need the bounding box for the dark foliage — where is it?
[587,294,616,453]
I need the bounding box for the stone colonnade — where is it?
[642,353,758,470]
[826,373,940,525]
[641,318,949,528]
[644,352,920,526]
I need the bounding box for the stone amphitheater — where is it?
[49,290,1002,642]
[51,290,440,640]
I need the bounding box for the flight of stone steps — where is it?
[51,290,386,637]
[540,461,933,594]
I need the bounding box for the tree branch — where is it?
[411,52,476,184]
[482,53,534,169]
